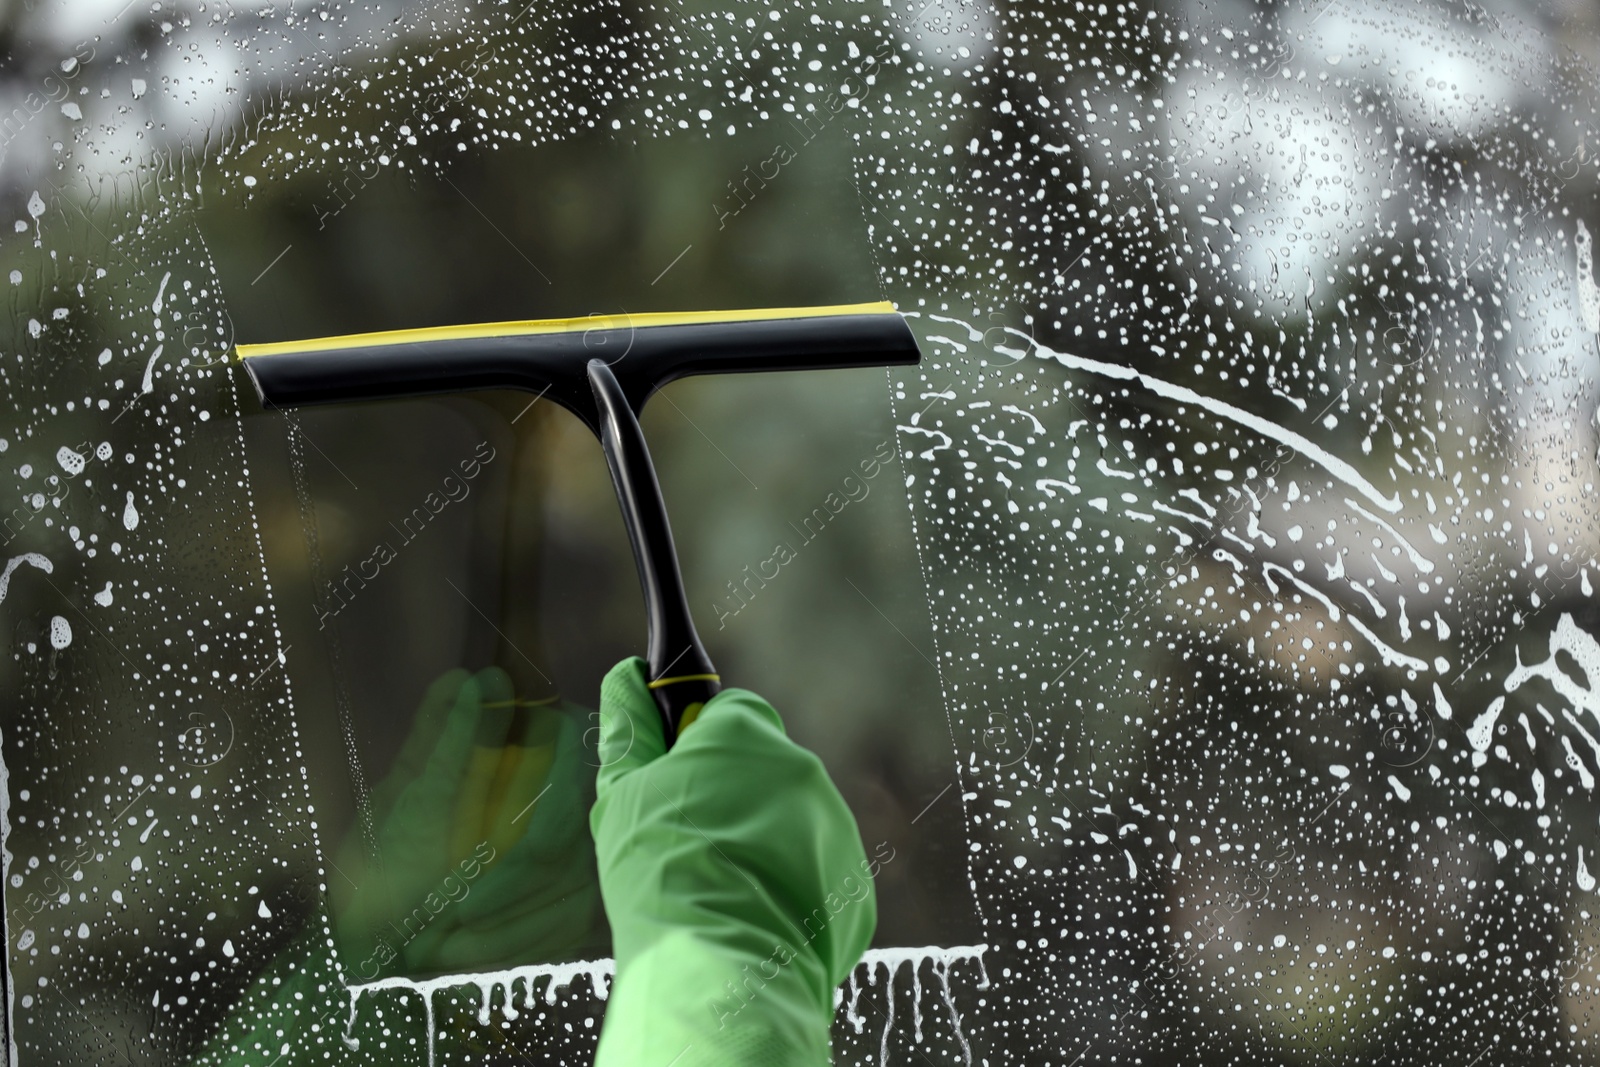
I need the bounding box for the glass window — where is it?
[2,0,1597,1062]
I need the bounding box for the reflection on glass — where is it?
[328,669,602,982]
[265,395,612,982]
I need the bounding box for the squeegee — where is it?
[236,302,922,745]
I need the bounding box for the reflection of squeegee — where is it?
[236,302,921,745]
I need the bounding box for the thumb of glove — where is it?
[595,657,668,787]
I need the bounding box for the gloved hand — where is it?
[590,657,877,1067]
[331,666,605,979]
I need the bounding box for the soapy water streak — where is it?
[840,946,990,1067]
[338,944,988,1067]
[1577,220,1600,336]
[900,313,1600,894]
[904,316,1409,692]
[992,331,1404,516]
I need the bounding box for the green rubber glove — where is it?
[330,666,605,979]
[590,657,877,1067]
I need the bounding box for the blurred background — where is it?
[2,0,1600,1063]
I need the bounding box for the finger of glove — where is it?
[382,674,489,863]
[513,707,585,841]
[677,684,786,742]
[479,706,565,858]
[449,667,517,864]
[463,713,592,920]
[368,668,474,828]
[595,657,667,788]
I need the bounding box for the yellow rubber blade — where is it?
[234,302,899,360]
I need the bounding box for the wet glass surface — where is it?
[3,0,1600,1062]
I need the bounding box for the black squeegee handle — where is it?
[588,359,720,747]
